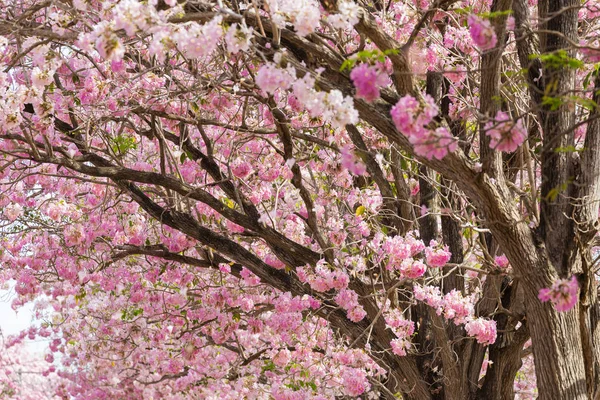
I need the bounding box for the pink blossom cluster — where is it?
[334,289,367,322]
[465,318,497,345]
[340,145,367,175]
[377,234,454,279]
[397,258,427,279]
[342,369,370,397]
[494,254,510,270]
[173,16,224,59]
[538,276,579,312]
[225,24,253,55]
[381,234,425,268]
[413,284,444,313]
[90,21,125,61]
[231,160,253,178]
[391,95,457,159]
[349,63,390,102]
[385,309,415,356]
[484,111,528,152]
[4,203,23,221]
[265,0,321,36]
[424,240,452,267]
[297,261,350,292]
[327,1,361,29]
[113,0,157,36]
[442,289,474,324]
[256,64,294,95]
[468,15,498,51]
[580,40,600,63]
[291,74,359,128]
[414,285,497,344]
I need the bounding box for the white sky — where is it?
[0,283,48,353]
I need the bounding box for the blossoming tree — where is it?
[0,0,598,398]
[0,331,65,399]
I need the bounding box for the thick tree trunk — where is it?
[495,223,589,399]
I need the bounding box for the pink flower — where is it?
[4,203,23,221]
[468,15,498,51]
[506,16,516,31]
[340,145,367,175]
[335,288,359,310]
[580,40,600,62]
[494,254,510,269]
[390,95,424,134]
[485,111,527,152]
[391,95,457,159]
[409,178,420,196]
[385,310,415,337]
[465,318,497,345]
[424,240,452,267]
[390,338,411,356]
[231,161,252,178]
[347,306,367,322]
[293,6,321,36]
[255,64,293,95]
[443,290,474,324]
[342,369,369,396]
[411,126,458,160]
[413,284,443,314]
[538,276,579,312]
[399,259,426,279]
[225,24,252,54]
[350,63,389,102]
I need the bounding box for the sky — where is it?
[0,282,48,353]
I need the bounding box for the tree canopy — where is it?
[0,0,599,399]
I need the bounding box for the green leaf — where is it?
[110,135,137,155]
[340,58,356,72]
[262,360,276,372]
[479,9,513,19]
[535,50,584,70]
[554,145,578,153]
[541,95,563,111]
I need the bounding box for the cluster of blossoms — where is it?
[391,95,457,159]
[538,276,579,312]
[349,63,390,102]
[424,240,452,267]
[297,261,350,292]
[468,14,498,51]
[255,63,296,95]
[0,339,63,399]
[334,289,368,322]
[327,0,361,29]
[225,23,253,54]
[465,318,498,345]
[379,234,450,278]
[484,111,528,152]
[414,285,497,345]
[265,0,321,36]
[340,145,367,175]
[297,262,366,322]
[580,39,600,63]
[256,64,359,129]
[385,309,416,356]
[494,254,511,271]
